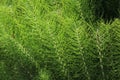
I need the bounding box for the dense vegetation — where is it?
[81,0,120,22]
[0,0,120,80]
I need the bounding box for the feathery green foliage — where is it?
[0,0,120,80]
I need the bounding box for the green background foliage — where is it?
[0,0,120,80]
[80,0,120,22]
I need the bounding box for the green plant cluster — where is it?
[0,0,120,80]
[80,0,120,22]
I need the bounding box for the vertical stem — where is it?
[96,29,105,80]
[47,25,66,78]
[76,28,91,80]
